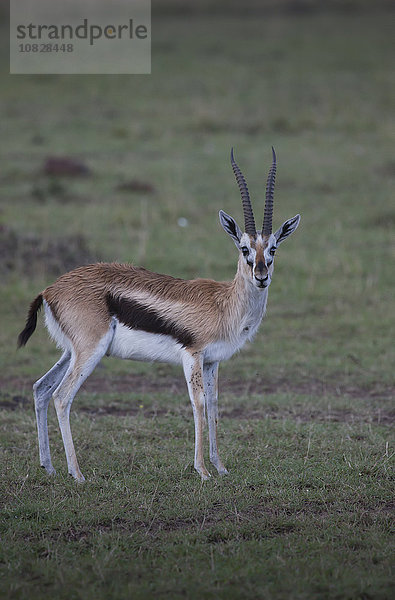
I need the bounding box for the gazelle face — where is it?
[238,232,277,289]
[219,210,300,290]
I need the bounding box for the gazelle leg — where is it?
[183,351,211,480]
[53,351,103,482]
[33,351,71,475]
[53,322,116,482]
[203,361,228,475]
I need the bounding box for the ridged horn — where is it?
[262,146,276,236]
[231,148,256,235]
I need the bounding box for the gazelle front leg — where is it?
[203,361,228,475]
[183,351,211,480]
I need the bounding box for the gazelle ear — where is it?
[274,214,301,245]
[219,210,242,248]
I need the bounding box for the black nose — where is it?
[255,274,268,283]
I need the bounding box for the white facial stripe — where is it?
[264,233,277,262]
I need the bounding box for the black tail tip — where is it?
[17,294,43,349]
[17,329,31,349]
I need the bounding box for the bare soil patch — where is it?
[116,178,156,194]
[1,374,393,425]
[43,156,91,177]
[0,226,98,278]
[76,372,394,402]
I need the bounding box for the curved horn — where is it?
[231,148,256,235]
[262,146,276,236]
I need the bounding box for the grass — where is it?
[1,391,393,599]
[0,3,394,599]
[1,388,393,600]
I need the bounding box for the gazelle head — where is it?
[219,147,300,290]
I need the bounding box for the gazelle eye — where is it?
[241,246,249,256]
[269,247,276,256]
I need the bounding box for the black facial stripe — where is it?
[106,294,196,348]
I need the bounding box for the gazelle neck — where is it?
[223,257,269,340]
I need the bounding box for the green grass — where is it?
[1,391,393,599]
[0,4,394,599]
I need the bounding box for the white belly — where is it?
[108,321,184,365]
[203,338,247,363]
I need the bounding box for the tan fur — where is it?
[42,262,252,353]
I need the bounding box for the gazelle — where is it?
[18,148,300,481]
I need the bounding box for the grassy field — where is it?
[1,3,394,599]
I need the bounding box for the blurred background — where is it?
[1,0,394,388]
[1,3,394,599]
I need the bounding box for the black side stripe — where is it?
[106,294,196,348]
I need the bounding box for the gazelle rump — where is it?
[18,148,300,481]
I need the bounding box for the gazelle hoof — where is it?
[196,466,211,480]
[218,467,229,476]
[69,471,86,483]
[41,464,56,476]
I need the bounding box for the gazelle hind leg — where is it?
[33,351,71,475]
[203,362,228,475]
[183,351,211,480]
[53,321,116,482]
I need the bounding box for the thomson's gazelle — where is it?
[18,148,300,481]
